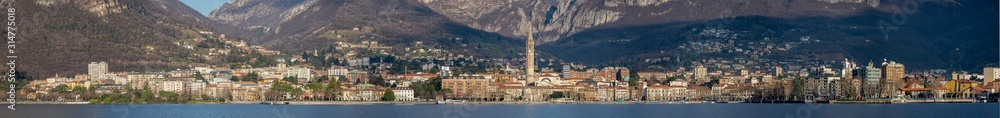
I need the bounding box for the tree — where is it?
[71,86,86,93]
[159,91,181,103]
[230,76,239,82]
[615,69,622,81]
[89,99,100,104]
[429,77,443,90]
[270,82,302,100]
[301,52,310,60]
[840,79,860,100]
[53,85,70,93]
[549,91,566,99]
[703,79,720,87]
[411,77,445,99]
[665,76,681,84]
[316,75,330,83]
[430,67,440,74]
[628,76,638,86]
[369,75,387,86]
[411,81,432,99]
[283,76,299,84]
[792,78,806,101]
[382,89,396,101]
[326,80,343,100]
[629,70,641,82]
[305,83,324,100]
[138,90,154,103]
[244,72,260,82]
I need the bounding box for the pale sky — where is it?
[179,0,230,16]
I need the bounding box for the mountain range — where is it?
[210,0,997,71]
[6,0,997,78]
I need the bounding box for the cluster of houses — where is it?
[19,59,1000,102]
[22,62,418,102]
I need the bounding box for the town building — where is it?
[880,60,905,98]
[985,67,999,83]
[392,87,416,101]
[88,62,108,79]
[442,76,489,99]
[695,65,708,82]
[525,28,537,85]
[857,62,881,98]
[287,67,313,81]
[328,66,349,76]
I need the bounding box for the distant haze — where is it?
[179,0,229,16]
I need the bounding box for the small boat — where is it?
[890,95,907,104]
[436,99,466,104]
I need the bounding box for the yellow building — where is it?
[944,79,979,98]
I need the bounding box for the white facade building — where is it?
[88,62,108,79]
[329,66,349,76]
[161,80,186,94]
[392,88,415,101]
[287,67,313,81]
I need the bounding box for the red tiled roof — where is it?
[936,87,948,90]
[973,87,986,92]
[648,85,685,89]
[899,88,932,91]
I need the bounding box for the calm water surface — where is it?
[0,103,996,118]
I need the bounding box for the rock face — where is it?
[208,0,443,44]
[33,0,129,17]
[208,0,315,29]
[206,0,908,44]
[211,0,887,44]
[419,0,885,43]
[207,0,525,57]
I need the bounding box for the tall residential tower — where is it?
[88,62,108,80]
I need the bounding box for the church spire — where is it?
[525,24,537,85]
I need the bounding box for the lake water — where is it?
[0,103,996,118]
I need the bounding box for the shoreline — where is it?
[12,100,994,105]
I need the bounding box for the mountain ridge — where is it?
[207,0,997,72]
[5,0,247,78]
[209,0,527,58]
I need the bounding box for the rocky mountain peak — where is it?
[419,0,888,43]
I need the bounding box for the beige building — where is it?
[985,68,999,83]
[695,65,708,82]
[881,61,906,82]
[637,72,667,81]
[646,85,687,101]
[599,67,630,80]
[442,76,489,99]
[881,61,905,97]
